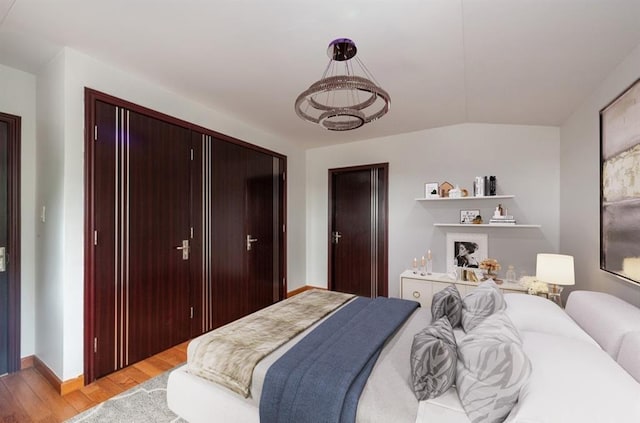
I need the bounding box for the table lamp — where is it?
[535,253,575,307]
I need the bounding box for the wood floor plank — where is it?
[0,372,52,422]
[0,378,31,422]
[109,364,152,386]
[21,369,78,422]
[62,389,94,414]
[132,355,172,378]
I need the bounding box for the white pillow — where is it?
[457,312,531,423]
[461,280,506,332]
[503,293,598,347]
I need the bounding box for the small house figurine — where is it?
[440,181,454,197]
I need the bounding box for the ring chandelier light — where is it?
[294,38,391,131]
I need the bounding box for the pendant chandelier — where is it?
[294,38,391,131]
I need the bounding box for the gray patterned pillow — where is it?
[461,280,506,332]
[410,317,457,400]
[431,284,463,327]
[456,312,531,423]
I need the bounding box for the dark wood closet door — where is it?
[92,100,118,379]
[208,138,283,327]
[126,111,192,364]
[246,152,278,313]
[329,164,388,297]
[91,102,192,379]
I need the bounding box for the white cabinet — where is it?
[399,270,527,308]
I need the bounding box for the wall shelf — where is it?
[433,223,541,228]
[415,195,515,201]
[417,194,541,227]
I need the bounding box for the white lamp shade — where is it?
[536,253,575,286]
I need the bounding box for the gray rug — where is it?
[66,369,187,423]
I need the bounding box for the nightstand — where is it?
[399,270,528,308]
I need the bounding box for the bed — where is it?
[167,285,640,423]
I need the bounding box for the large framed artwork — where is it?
[446,232,488,269]
[600,78,640,285]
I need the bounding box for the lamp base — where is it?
[547,284,564,307]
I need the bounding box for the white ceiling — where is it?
[2,0,640,148]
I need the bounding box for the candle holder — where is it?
[426,258,433,275]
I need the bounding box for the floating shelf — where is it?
[433,223,541,228]
[415,195,515,201]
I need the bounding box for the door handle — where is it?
[246,235,258,251]
[0,247,5,272]
[174,240,190,260]
[332,231,342,244]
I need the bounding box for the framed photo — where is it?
[446,232,488,269]
[425,182,439,198]
[600,77,640,285]
[460,209,480,224]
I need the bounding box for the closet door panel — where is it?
[246,150,277,313]
[127,111,191,364]
[92,101,118,379]
[210,137,249,327]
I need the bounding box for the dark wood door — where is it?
[208,138,283,328]
[0,120,8,375]
[90,101,192,379]
[329,164,388,297]
[0,113,20,375]
[209,137,249,327]
[126,111,192,365]
[86,89,287,381]
[246,152,280,312]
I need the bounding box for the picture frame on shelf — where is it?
[600,77,640,285]
[425,182,439,198]
[460,209,481,224]
[446,232,488,269]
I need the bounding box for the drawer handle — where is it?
[412,291,421,298]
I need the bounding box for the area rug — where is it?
[66,368,187,422]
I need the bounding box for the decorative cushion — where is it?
[456,312,531,423]
[410,317,457,400]
[431,285,463,327]
[461,280,506,332]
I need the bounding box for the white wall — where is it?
[306,123,560,297]
[35,48,307,381]
[560,42,640,307]
[35,51,67,377]
[0,64,37,359]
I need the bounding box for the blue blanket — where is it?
[260,296,419,423]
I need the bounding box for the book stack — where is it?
[489,215,516,225]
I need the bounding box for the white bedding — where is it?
[168,291,640,423]
[168,306,431,423]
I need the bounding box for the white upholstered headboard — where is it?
[565,290,640,382]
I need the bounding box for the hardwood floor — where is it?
[0,341,188,423]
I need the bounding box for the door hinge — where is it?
[190,307,194,319]
[190,148,194,161]
[94,125,98,141]
[190,227,194,239]
[282,224,286,233]
[282,172,286,181]
[94,230,98,246]
[94,337,98,353]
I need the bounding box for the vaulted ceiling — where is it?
[2,0,640,147]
